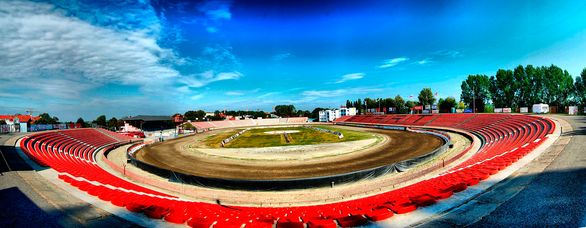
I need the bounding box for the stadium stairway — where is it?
[18,114,555,227]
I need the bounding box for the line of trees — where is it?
[90,115,122,130]
[461,65,586,112]
[35,113,60,124]
[273,105,312,118]
[344,87,466,114]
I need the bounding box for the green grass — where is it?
[313,125,375,141]
[203,129,241,148]
[202,126,374,148]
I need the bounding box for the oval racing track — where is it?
[135,126,444,180]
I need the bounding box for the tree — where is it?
[345,100,352,108]
[311,108,326,119]
[438,96,457,113]
[107,117,119,130]
[513,65,531,107]
[542,65,570,107]
[490,69,515,108]
[184,111,197,121]
[93,115,107,127]
[355,99,363,114]
[418,88,436,108]
[457,101,466,109]
[209,111,225,121]
[76,117,87,128]
[274,105,296,117]
[461,74,491,112]
[184,110,207,121]
[394,95,405,113]
[405,101,416,113]
[35,113,59,124]
[0,120,6,125]
[530,66,547,104]
[575,68,586,105]
[183,122,196,130]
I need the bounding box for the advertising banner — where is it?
[494,108,503,113]
[503,108,512,113]
[520,107,529,113]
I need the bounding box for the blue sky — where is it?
[1,0,586,121]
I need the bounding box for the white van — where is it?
[532,104,549,114]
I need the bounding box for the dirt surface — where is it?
[136,125,443,180]
[105,131,471,206]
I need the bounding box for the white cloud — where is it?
[417,58,432,65]
[0,1,177,97]
[302,87,383,99]
[272,53,292,62]
[0,0,241,102]
[378,57,409,68]
[258,92,281,98]
[197,0,233,33]
[180,71,242,88]
[225,88,260,96]
[335,73,365,83]
[190,94,205,100]
[225,91,244,96]
[433,50,462,58]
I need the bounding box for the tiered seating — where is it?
[96,128,135,141]
[333,115,353,122]
[256,118,280,126]
[19,114,554,227]
[190,121,214,129]
[428,114,477,127]
[189,118,307,130]
[287,117,308,123]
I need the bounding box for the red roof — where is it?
[0,115,41,123]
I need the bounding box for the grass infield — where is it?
[203,126,375,148]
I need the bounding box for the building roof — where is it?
[120,115,173,121]
[0,114,41,123]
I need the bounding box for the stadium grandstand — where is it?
[5,113,564,227]
[1,1,585,227]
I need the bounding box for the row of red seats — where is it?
[96,128,135,142]
[429,114,477,127]
[19,115,554,227]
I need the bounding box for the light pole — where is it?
[472,85,476,113]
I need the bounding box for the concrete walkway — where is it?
[419,115,586,227]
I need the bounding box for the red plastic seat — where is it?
[365,208,394,221]
[336,215,369,227]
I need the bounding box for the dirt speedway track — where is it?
[136,126,443,180]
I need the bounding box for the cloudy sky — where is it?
[1,0,586,121]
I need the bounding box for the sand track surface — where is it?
[136,125,442,180]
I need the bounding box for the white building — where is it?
[319,107,356,122]
[340,107,357,116]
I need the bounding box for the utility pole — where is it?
[364,99,368,115]
[472,86,476,113]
